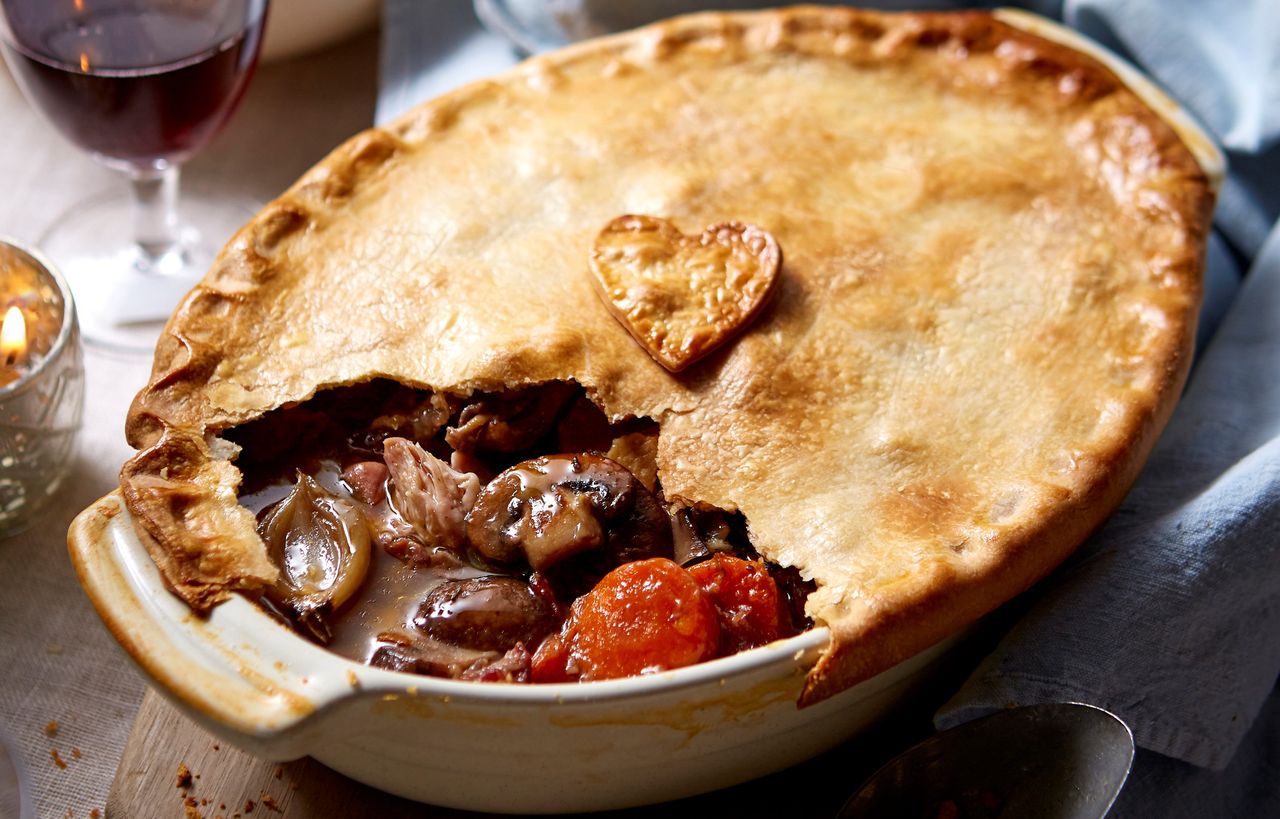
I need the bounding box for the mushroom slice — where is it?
[670,498,743,566]
[414,576,555,653]
[445,382,577,454]
[466,453,671,571]
[258,472,372,632]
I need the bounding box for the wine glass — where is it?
[0,0,268,352]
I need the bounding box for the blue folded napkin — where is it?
[382,1,1280,814]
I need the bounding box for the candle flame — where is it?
[1,307,27,364]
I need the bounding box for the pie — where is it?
[118,7,1213,705]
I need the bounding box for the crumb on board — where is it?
[185,797,198,808]
[213,743,221,751]
[184,804,203,819]
[243,798,255,813]
[176,762,194,789]
[71,748,81,760]
[260,793,282,813]
[50,749,67,769]
[44,720,59,737]
[274,765,283,779]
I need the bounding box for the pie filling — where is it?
[229,380,813,684]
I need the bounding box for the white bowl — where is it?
[69,492,958,813]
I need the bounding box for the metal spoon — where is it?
[838,703,1135,819]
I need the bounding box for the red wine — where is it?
[0,0,266,167]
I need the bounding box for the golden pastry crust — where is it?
[119,7,1213,703]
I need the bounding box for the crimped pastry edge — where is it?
[116,6,1214,705]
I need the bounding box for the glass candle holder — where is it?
[0,237,84,536]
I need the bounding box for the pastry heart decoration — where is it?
[589,215,781,372]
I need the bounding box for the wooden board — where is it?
[105,686,945,819]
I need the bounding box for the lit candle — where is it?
[1,306,27,368]
[0,238,83,534]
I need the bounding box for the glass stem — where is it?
[129,165,182,266]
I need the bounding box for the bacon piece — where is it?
[341,461,388,505]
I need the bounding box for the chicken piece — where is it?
[383,437,480,551]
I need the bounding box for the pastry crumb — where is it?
[260,793,282,813]
[50,749,67,769]
[243,798,255,813]
[90,810,101,819]
[273,765,283,779]
[71,748,81,760]
[176,762,193,789]
[44,720,59,737]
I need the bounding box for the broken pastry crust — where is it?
[119,7,1213,705]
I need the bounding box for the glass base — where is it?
[39,189,257,354]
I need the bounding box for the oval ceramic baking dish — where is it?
[67,9,1223,815]
[70,492,960,812]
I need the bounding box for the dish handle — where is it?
[68,492,329,759]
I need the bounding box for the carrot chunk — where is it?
[532,558,719,681]
[688,554,791,653]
